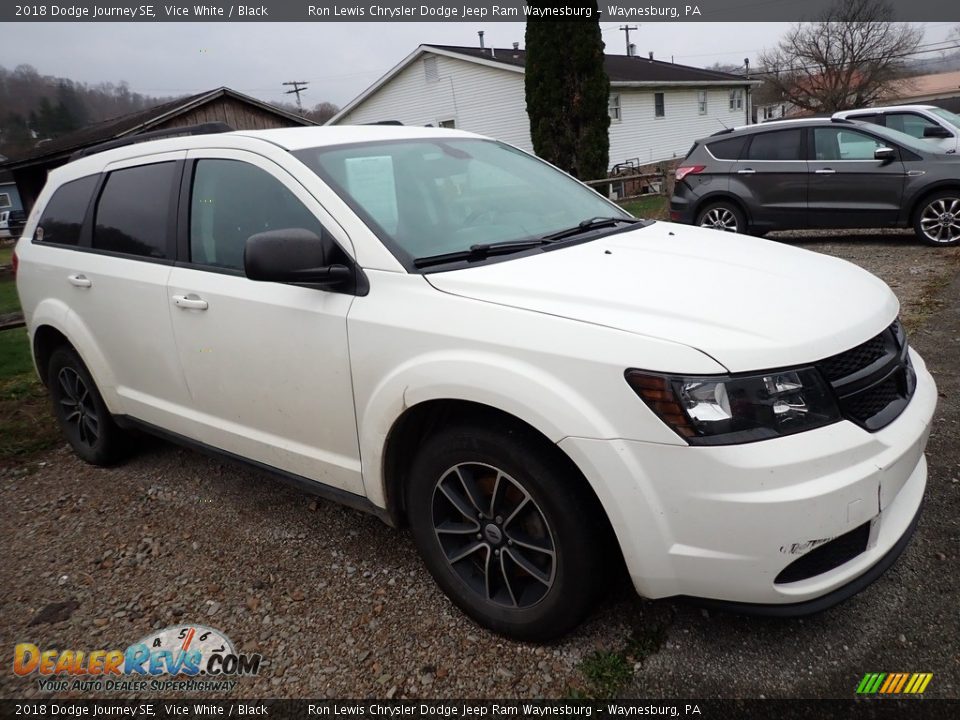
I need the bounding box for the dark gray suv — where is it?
[669,118,960,246]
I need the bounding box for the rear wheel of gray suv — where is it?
[915,192,960,246]
[696,201,745,234]
[48,347,127,466]
[406,422,608,641]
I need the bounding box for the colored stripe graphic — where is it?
[856,672,932,694]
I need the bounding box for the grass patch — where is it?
[578,651,633,699]
[0,244,12,267]
[0,328,59,461]
[619,195,668,220]
[0,278,21,316]
[570,621,668,699]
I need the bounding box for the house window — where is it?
[608,94,621,122]
[729,90,743,110]
[0,193,10,209]
[438,119,456,129]
[423,56,439,82]
[698,90,708,115]
[654,93,665,118]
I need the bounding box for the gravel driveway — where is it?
[1,233,958,700]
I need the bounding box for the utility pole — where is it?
[619,25,638,56]
[282,81,309,114]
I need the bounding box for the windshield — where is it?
[295,139,631,269]
[858,122,941,154]
[930,107,960,130]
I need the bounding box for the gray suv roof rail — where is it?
[69,122,234,161]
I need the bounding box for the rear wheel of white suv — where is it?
[915,191,960,246]
[406,422,609,641]
[48,346,128,466]
[696,201,745,234]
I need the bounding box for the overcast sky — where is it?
[1,21,956,110]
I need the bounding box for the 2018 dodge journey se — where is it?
[14,124,937,640]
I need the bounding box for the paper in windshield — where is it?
[345,156,399,233]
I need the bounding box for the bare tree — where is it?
[306,101,339,124]
[758,0,921,114]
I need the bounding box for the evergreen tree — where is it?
[524,2,610,180]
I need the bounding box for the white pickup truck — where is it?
[834,105,960,154]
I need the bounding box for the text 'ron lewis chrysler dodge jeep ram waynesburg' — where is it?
[14,124,936,640]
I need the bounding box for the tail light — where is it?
[675,165,705,182]
[11,248,18,278]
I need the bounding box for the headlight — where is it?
[625,367,841,445]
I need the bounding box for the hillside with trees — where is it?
[0,65,339,161]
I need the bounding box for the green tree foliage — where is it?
[524,1,610,180]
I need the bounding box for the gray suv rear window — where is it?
[36,175,98,246]
[746,129,803,161]
[708,136,748,160]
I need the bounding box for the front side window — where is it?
[295,139,629,268]
[608,94,622,121]
[746,129,803,161]
[885,112,944,140]
[190,159,327,271]
[814,128,885,161]
[93,163,176,258]
[37,175,99,246]
[698,90,708,115]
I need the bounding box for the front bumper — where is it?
[559,348,937,607]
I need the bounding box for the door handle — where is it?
[737,169,756,175]
[172,294,209,311]
[815,168,837,174]
[67,274,92,288]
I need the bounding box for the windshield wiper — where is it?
[413,238,547,269]
[413,216,647,269]
[540,216,646,243]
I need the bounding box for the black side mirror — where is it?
[874,147,896,162]
[244,229,353,288]
[923,125,952,139]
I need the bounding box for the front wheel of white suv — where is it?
[406,421,611,641]
[47,346,128,466]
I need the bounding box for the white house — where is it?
[329,44,759,172]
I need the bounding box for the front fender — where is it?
[358,350,626,507]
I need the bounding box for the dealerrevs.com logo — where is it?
[13,624,261,693]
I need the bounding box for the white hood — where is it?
[425,222,899,372]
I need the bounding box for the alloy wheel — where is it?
[700,207,739,232]
[57,367,100,448]
[431,462,556,608]
[920,197,960,244]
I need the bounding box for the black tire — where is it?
[406,421,610,641]
[47,346,128,466]
[913,191,960,246]
[696,201,746,234]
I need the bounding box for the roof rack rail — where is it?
[710,128,735,136]
[69,122,234,161]
[830,117,854,124]
[363,120,404,126]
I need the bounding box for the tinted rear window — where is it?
[93,162,177,259]
[36,175,98,246]
[707,136,748,160]
[746,129,804,161]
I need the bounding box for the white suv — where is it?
[14,125,937,640]
[834,105,960,154]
